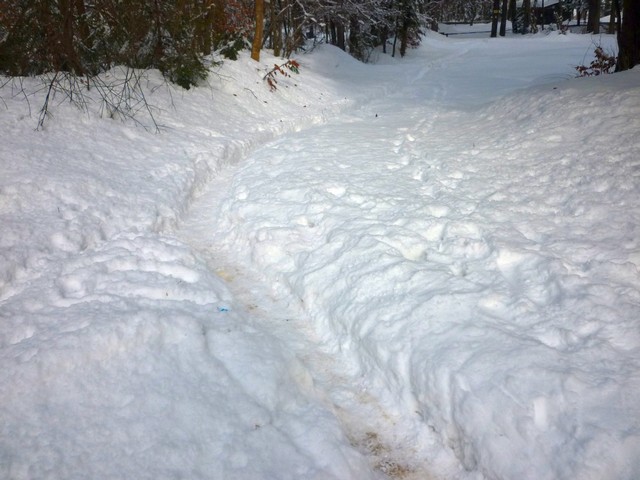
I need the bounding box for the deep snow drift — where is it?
[2,30,639,480]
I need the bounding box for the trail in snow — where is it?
[174,40,473,479]
[177,84,461,480]
[2,28,638,480]
[0,48,386,480]
[178,165,453,479]
[179,32,640,480]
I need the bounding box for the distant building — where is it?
[514,0,575,32]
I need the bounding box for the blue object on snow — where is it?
[217,306,230,312]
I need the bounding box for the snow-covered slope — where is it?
[208,34,640,479]
[2,31,639,480]
[0,51,384,480]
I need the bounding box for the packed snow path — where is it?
[179,34,640,479]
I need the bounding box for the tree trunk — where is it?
[509,0,517,32]
[523,0,531,33]
[198,0,215,55]
[491,0,500,37]
[328,18,337,46]
[210,0,226,50]
[380,27,388,54]
[398,0,416,58]
[151,0,165,66]
[391,17,398,57]
[271,0,282,57]
[608,0,616,33]
[349,15,361,58]
[287,1,304,56]
[587,0,600,33]
[336,22,345,51]
[74,0,90,50]
[58,0,83,74]
[616,0,640,71]
[251,0,264,61]
[499,0,508,36]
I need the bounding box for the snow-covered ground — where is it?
[1,31,639,480]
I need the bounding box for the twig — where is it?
[263,59,300,91]
[37,72,59,130]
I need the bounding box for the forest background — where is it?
[1,0,637,93]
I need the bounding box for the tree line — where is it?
[0,0,251,88]
[0,0,511,85]
[0,0,637,89]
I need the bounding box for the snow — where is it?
[2,31,639,480]
[514,0,561,8]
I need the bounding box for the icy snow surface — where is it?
[2,30,640,480]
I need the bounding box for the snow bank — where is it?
[0,48,383,479]
[212,35,640,479]
[3,32,638,480]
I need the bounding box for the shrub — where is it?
[576,46,617,77]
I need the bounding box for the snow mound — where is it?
[0,47,382,480]
[212,41,640,479]
[2,32,639,480]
